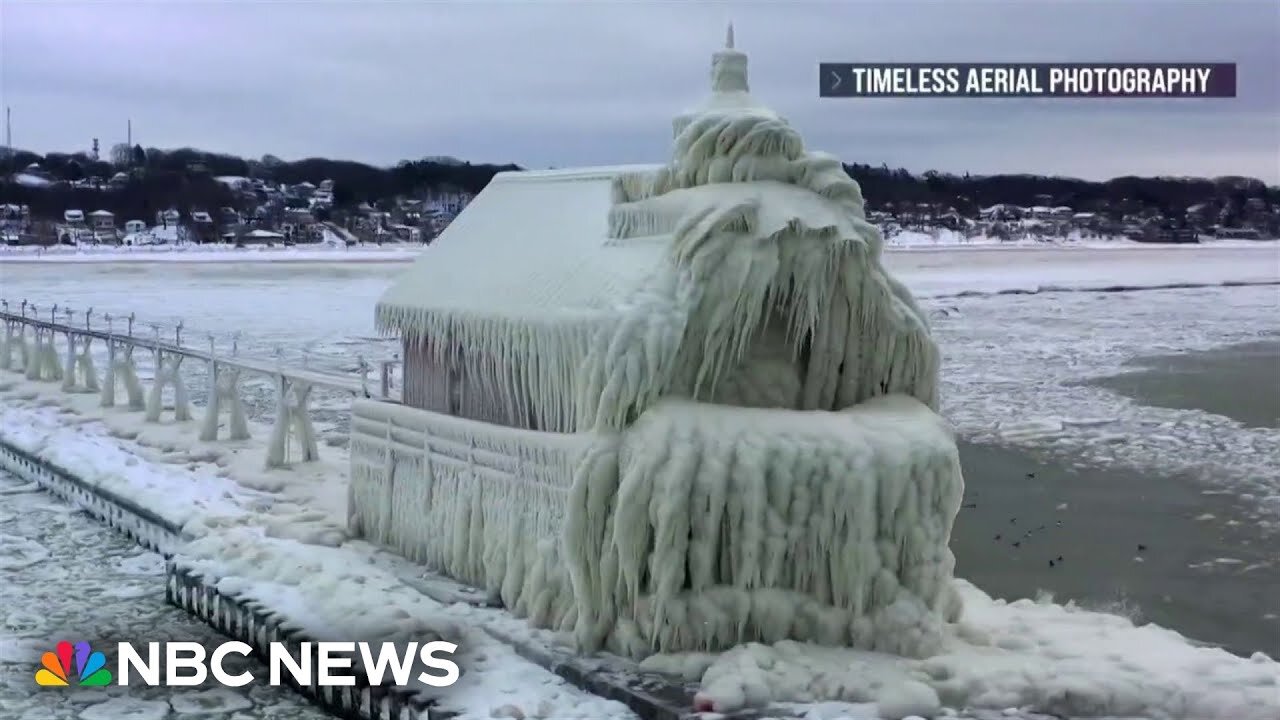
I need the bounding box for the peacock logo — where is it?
[35,641,113,687]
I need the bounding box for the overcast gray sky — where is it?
[2,0,1277,182]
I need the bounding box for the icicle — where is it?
[61,332,78,392]
[265,377,319,468]
[199,353,249,442]
[145,352,192,422]
[0,320,13,371]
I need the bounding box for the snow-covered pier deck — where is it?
[0,298,399,468]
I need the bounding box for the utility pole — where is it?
[127,118,132,147]
[4,106,10,150]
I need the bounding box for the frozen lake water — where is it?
[0,471,332,720]
[2,250,1278,661]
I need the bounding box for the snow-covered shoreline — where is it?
[1,237,1272,265]
[0,244,425,264]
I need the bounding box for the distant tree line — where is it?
[0,147,522,223]
[1,145,1275,226]
[843,163,1278,224]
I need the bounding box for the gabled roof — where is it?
[378,164,665,330]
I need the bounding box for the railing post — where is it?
[127,313,135,338]
[380,361,391,399]
[357,355,370,396]
[175,320,184,347]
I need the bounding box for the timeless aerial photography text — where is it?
[820,63,1237,98]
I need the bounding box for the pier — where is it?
[0,298,400,468]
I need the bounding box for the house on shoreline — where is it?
[349,28,963,661]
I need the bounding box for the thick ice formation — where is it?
[577,33,937,429]
[567,397,962,657]
[352,28,960,660]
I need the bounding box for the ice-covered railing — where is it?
[0,296,401,468]
[348,398,591,622]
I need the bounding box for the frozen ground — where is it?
[1,246,1278,718]
[0,244,424,264]
[0,471,332,720]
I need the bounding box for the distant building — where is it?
[89,210,115,231]
[156,208,181,227]
[236,228,286,246]
[1215,227,1264,240]
[124,219,147,234]
[64,209,85,225]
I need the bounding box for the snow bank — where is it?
[179,526,464,698]
[0,375,350,545]
[669,580,1279,720]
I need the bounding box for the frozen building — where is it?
[350,28,964,659]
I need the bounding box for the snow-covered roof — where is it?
[377,26,936,432]
[13,173,51,188]
[90,209,114,217]
[244,229,285,238]
[378,164,665,322]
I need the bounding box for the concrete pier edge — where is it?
[166,562,440,720]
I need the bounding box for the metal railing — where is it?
[0,297,401,401]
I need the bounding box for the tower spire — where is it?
[711,23,748,93]
[672,25,773,139]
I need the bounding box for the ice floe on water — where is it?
[79,698,170,720]
[0,473,331,720]
[934,284,1280,528]
[0,534,50,571]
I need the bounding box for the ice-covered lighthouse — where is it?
[350,26,965,659]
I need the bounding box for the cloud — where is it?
[2,0,1276,181]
